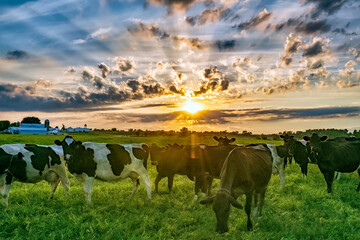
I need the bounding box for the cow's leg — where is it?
[323,171,335,193]
[194,176,200,201]
[83,175,95,204]
[356,168,360,192]
[57,170,70,198]
[154,174,164,194]
[252,193,259,219]
[245,193,253,231]
[278,159,286,189]
[206,177,213,197]
[136,167,152,200]
[2,174,13,207]
[167,174,174,193]
[48,179,61,200]
[256,190,267,218]
[129,171,140,198]
[0,174,5,196]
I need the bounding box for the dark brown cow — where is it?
[149,136,237,198]
[200,145,273,233]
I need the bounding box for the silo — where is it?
[45,119,50,130]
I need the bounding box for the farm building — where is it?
[6,119,60,135]
[66,127,91,133]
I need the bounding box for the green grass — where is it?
[0,133,359,240]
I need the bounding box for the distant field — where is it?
[0,133,359,240]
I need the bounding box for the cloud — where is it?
[99,106,360,124]
[98,63,110,78]
[171,36,209,50]
[72,27,111,44]
[5,50,29,60]
[273,18,331,35]
[233,9,272,31]
[332,28,357,35]
[127,80,140,93]
[214,40,236,51]
[142,83,165,95]
[336,79,359,88]
[303,0,348,18]
[127,22,170,39]
[185,7,232,26]
[348,48,360,61]
[116,57,135,72]
[302,38,327,57]
[146,0,203,13]
[169,85,185,95]
[281,33,302,66]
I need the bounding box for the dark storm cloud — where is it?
[5,50,29,60]
[127,80,140,93]
[100,106,360,124]
[302,41,324,57]
[233,9,272,31]
[214,40,236,51]
[98,63,110,78]
[273,18,331,35]
[169,85,185,96]
[142,83,165,95]
[332,28,357,35]
[303,0,348,18]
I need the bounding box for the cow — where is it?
[0,144,70,207]
[303,133,360,193]
[149,136,238,199]
[54,136,151,204]
[200,145,273,233]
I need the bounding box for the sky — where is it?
[0,0,359,134]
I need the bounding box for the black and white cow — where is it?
[55,136,151,204]
[0,144,70,207]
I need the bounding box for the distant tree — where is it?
[61,124,66,131]
[0,121,10,131]
[179,127,189,136]
[84,124,87,128]
[111,128,117,131]
[21,117,41,124]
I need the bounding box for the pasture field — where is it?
[0,133,359,240]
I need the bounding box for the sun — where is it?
[182,100,203,114]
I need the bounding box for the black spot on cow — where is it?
[0,149,27,182]
[68,145,97,177]
[106,144,131,176]
[24,145,61,176]
[133,144,149,169]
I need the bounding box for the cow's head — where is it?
[303,133,327,160]
[200,191,243,233]
[54,136,82,162]
[148,143,167,165]
[213,136,236,146]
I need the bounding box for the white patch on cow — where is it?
[65,137,74,146]
[299,140,307,146]
[65,154,71,161]
[266,144,286,188]
[200,144,206,150]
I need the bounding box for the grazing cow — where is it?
[55,136,151,204]
[149,136,238,199]
[0,144,70,207]
[200,145,273,233]
[264,144,286,188]
[303,133,360,193]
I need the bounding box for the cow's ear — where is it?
[200,196,214,205]
[229,196,243,209]
[229,138,236,143]
[213,136,219,142]
[303,136,310,141]
[54,140,62,145]
[320,136,328,141]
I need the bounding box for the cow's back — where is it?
[222,147,272,192]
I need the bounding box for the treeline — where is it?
[92,127,358,140]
